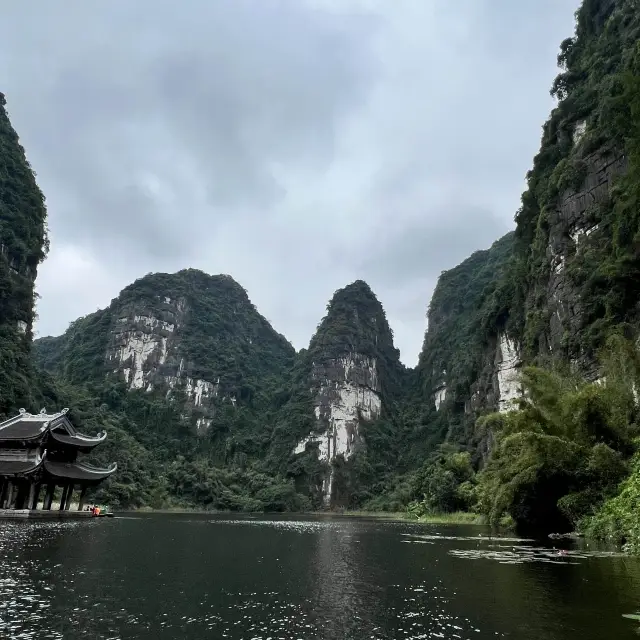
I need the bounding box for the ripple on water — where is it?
[214,519,346,533]
[0,518,492,639]
[0,522,85,640]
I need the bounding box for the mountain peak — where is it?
[311,280,395,362]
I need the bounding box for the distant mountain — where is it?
[35,269,295,434]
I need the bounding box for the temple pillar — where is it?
[0,480,6,509]
[64,484,74,511]
[44,484,55,510]
[77,485,88,511]
[15,483,27,510]
[5,482,14,509]
[59,485,69,511]
[30,483,41,510]
[27,483,37,511]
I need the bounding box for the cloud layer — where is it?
[0,0,580,364]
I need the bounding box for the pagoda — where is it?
[0,407,117,515]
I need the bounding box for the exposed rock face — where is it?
[290,280,402,506]
[109,302,184,390]
[294,353,382,503]
[414,234,515,445]
[495,334,522,413]
[545,144,628,365]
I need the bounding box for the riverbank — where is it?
[339,510,485,525]
[128,506,483,524]
[126,506,485,525]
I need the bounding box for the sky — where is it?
[0,0,580,366]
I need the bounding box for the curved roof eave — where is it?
[43,460,117,482]
[50,429,107,448]
[0,451,45,476]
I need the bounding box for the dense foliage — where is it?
[406,233,514,460]
[475,335,640,531]
[0,93,48,416]
[29,269,306,510]
[2,0,640,540]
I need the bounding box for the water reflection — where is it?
[0,515,639,639]
[310,517,378,637]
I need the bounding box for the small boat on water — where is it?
[88,505,114,518]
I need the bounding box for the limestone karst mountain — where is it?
[35,269,296,435]
[0,93,49,415]
[276,280,406,506]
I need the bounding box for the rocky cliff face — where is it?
[288,281,403,506]
[414,0,640,461]
[0,93,49,416]
[413,234,516,453]
[34,269,295,434]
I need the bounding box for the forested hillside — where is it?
[267,280,408,508]
[0,93,49,415]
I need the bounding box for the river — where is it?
[0,513,639,639]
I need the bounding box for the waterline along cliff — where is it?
[3,0,640,541]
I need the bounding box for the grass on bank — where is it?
[128,505,485,525]
[332,510,485,525]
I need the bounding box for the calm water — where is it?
[0,514,639,639]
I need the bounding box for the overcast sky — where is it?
[1,0,579,365]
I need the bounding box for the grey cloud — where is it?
[2,0,582,364]
[0,0,377,257]
[357,207,511,286]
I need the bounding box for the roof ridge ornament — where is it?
[18,408,26,414]
[40,408,46,414]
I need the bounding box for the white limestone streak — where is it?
[132,315,175,332]
[196,417,212,434]
[573,120,587,144]
[435,385,447,411]
[496,334,521,413]
[115,333,168,389]
[185,377,217,407]
[112,314,176,389]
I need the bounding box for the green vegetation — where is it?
[28,269,306,510]
[408,233,514,458]
[582,451,640,552]
[487,0,640,362]
[476,335,640,532]
[0,93,48,416]
[268,280,408,507]
[406,512,484,526]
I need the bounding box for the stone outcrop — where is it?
[294,353,382,503]
[104,296,222,430]
[545,144,628,364]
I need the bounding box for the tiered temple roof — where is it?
[0,408,117,513]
